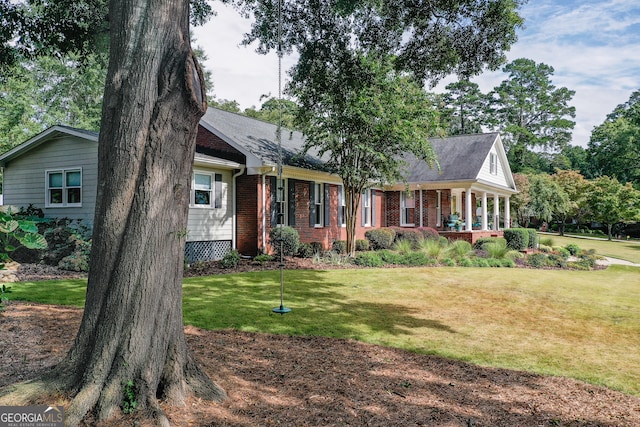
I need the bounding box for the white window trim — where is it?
[400,191,415,226]
[339,185,346,227]
[45,168,82,208]
[191,171,222,209]
[362,189,371,227]
[490,152,498,175]
[436,190,442,227]
[276,178,287,226]
[314,182,323,227]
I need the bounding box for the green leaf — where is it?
[0,220,19,234]
[4,245,17,253]
[17,233,48,250]
[17,220,39,234]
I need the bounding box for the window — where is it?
[313,182,323,226]
[339,185,346,227]
[401,191,415,226]
[362,189,371,226]
[490,152,498,175]
[46,169,82,207]
[436,191,442,226]
[276,178,287,225]
[193,172,222,208]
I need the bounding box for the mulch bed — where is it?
[1,262,639,426]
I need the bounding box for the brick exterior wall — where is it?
[236,174,260,255]
[196,124,245,163]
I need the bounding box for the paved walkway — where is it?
[597,257,640,268]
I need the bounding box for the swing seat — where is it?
[272,305,292,314]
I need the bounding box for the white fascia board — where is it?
[198,119,263,170]
[193,153,242,169]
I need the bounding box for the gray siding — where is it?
[186,167,233,242]
[2,136,98,225]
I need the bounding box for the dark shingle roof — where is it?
[404,133,499,183]
[200,108,329,171]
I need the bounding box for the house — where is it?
[0,108,517,261]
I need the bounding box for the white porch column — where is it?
[504,196,511,229]
[481,192,488,231]
[465,190,473,231]
[493,193,500,231]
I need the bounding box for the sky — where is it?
[192,0,640,148]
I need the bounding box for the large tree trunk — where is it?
[45,0,225,424]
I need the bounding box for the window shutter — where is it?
[214,174,222,209]
[337,186,343,226]
[270,176,277,227]
[288,178,296,226]
[324,183,330,227]
[371,190,377,227]
[309,181,316,227]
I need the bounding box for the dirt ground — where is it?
[2,263,640,426]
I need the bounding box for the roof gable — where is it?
[0,126,98,166]
[404,133,499,182]
[199,108,329,171]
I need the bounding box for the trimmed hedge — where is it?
[503,228,529,251]
[269,226,300,256]
[365,228,396,250]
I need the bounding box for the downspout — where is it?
[231,166,245,251]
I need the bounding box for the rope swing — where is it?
[272,0,291,315]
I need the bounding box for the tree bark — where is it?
[45,0,225,424]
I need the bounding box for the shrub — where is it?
[526,253,548,268]
[418,238,444,259]
[379,249,402,264]
[416,227,440,241]
[547,253,567,268]
[539,237,555,247]
[297,242,314,258]
[440,258,456,267]
[58,237,91,272]
[332,240,347,254]
[484,239,516,260]
[310,241,324,255]
[219,250,240,269]
[456,257,472,267]
[446,240,473,259]
[254,254,273,265]
[473,258,490,267]
[355,239,370,251]
[353,251,383,267]
[269,226,300,256]
[553,247,571,260]
[538,244,552,253]
[500,258,515,268]
[393,238,413,255]
[565,243,581,256]
[473,237,503,251]
[365,228,395,250]
[528,229,538,249]
[398,251,429,266]
[503,228,529,251]
[486,258,503,267]
[392,228,423,248]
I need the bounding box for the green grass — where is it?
[9,264,640,396]
[541,233,640,263]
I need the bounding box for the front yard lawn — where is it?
[8,264,640,395]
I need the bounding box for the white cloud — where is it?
[192,0,640,147]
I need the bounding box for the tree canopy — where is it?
[588,90,640,186]
[487,58,576,172]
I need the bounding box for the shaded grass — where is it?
[545,233,640,264]
[9,265,640,395]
